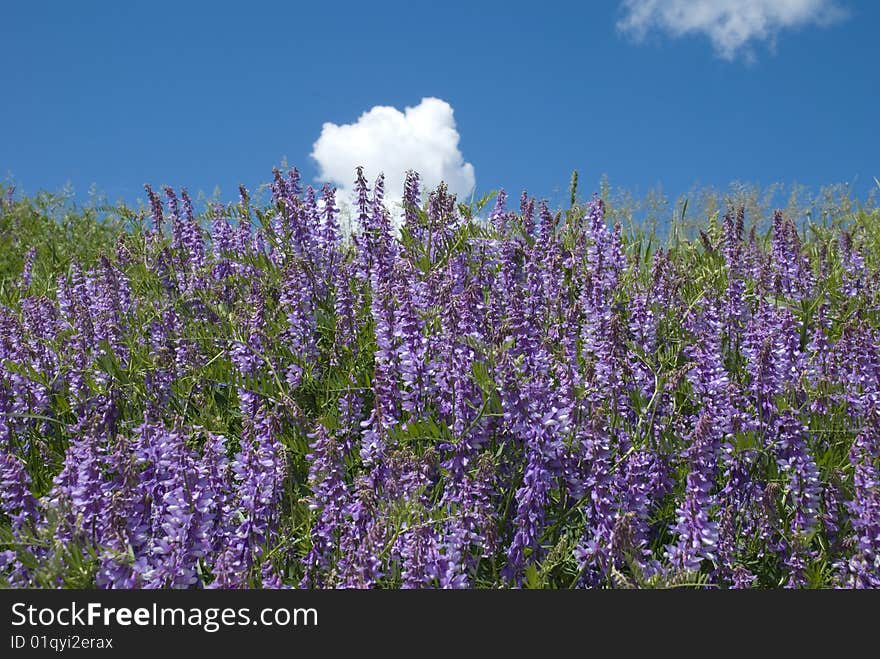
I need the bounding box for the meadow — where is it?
[0,169,878,588]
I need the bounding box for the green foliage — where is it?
[0,186,124,302]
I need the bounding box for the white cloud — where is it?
[618,0,848,60]
[310,97,476,224]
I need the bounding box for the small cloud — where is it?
[618,0,848,61]
[310,97,476,221]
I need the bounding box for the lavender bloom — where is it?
[261,561,283,589]
[501,347,568,583]
[96,429,148,589]
[281,260,317,388]
[353,167,374,280]
[179,188,205,272]
[380,452,439,587]
[626,290,656,401]
[834,322,880,420]
[822,477,842,550]
[56,263,96,403]
[520,191,535,238]
[332,260,357,361]
[504,408,564,582]
[489,189,509,235]
[210,203,235,282]
[285,184,318,265]
[667,413,721,573]
[686,302,731,415]
[301,425,350,588]
[839,417,880,588]
[839,231,868,298]
[88,255,130,364]
[615,449,669,573]
[649,247,676,310]
[364,182,401,445]
[49,422,109,545]
[770,211,812,300]
[574,416,620,585]
[0,450,39,532]
[538,200,557,245]
[721,207,747,342]
[805,304,835,415]
[425,182,457,249]
[130,423,215,588]
[20,246,36,292]
[335,475,384,588]
[163,186,186,263]
[436,455,497,588]
[1,306,56,439]
[211,406,285,588]
[318,183,341,273]
[303,184,321,235]
[715,411,773,587]
[270,168,290,206]
[742,302,804,428]
[233,202,253,264]
[402,170,421,231]
[287,166,302,197]
[731,565,758,589]
[584,207,607,289]
[202,432,234,556]
[229,283,266,379]
[0,451,40,586]
[144,184,164,234]
[399,522,440,589]
[607,221,626,290]
[774,413,821,588]
[395,272,431,418]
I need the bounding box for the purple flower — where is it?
[489,190,509,235]
[770,210,812,301]
[721,207,747,341]
[839,231,868,298]
[520,192,535,238]
[210,203,235,282]
[179,188,205,273]
[130,423,215,588]
[574,415,620,585]
[20,246,36,292]
[0,450,39,532]
[144,184,164,234]
[210,406,285,588]
[501,347,568,583]
[774,412,821,588]
[280,261,317,388]
[301,424,350,588]
[839,413,880,588]
[335,474,385,588]
[229,283,266,379]
[402,170,421,231]
[0,450,40,586]
[398,522,440,589]
[666,413,721,574]
[318,183,341,273]
[395,271,431,418]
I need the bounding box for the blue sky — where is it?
[2,0,877,211]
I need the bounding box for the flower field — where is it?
[1,169,878,588]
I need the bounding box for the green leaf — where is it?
[94,341,128,384]
[524,563,542,589]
